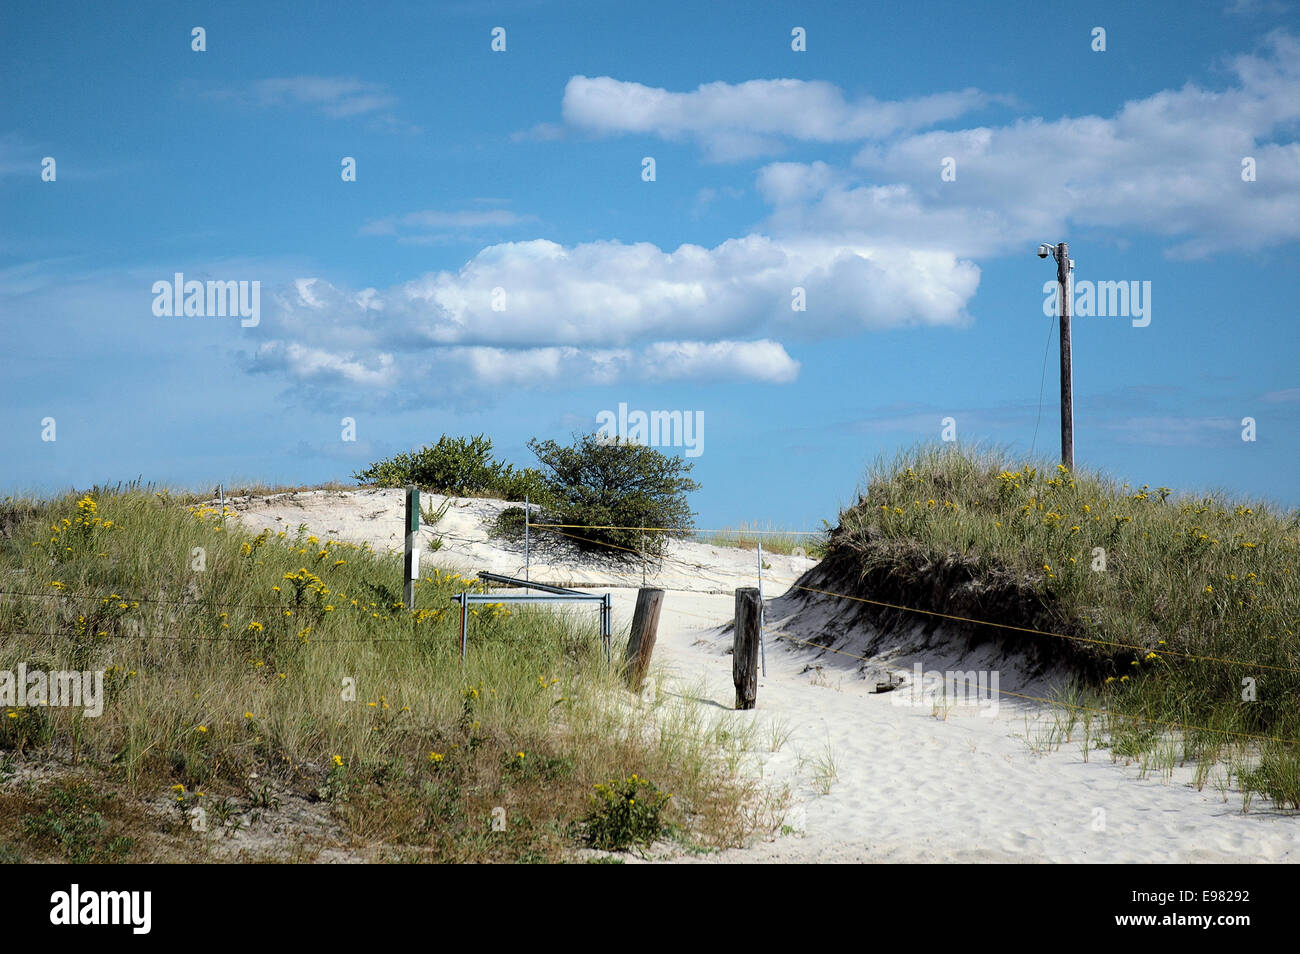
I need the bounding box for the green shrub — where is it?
[352,434,551,502]
[526,434,699,560]
[489,506,529,542]
[582,773,672,851]
[492,466,553,506]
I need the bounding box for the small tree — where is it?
[352,434,550,502]
[526,434,699,560]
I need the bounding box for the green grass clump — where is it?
[0,486,770,860]
[828,445,1300,805]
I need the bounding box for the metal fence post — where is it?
[458,592,468,664]
[404,485,419,610]
[603,593,612,664]
[757,540,767,677]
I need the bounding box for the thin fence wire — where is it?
[6,538,1299,675]
[7,517,1300,747]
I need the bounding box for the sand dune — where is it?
[226,488,1300,863]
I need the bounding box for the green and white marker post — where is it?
[404,485,419,610]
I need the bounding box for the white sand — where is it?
[225,488,1300,863]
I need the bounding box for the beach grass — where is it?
[0,486,773,861]
[699,521,829,557]
[829,444,1300,808]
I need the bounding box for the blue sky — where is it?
[2,0,1298,528]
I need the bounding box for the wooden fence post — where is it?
[623,588,664,691]
[733,587,761,710]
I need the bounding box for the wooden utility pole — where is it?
[733,587,761,710]
[1056,242,1074,470]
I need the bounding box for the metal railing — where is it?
[456,571,612,664]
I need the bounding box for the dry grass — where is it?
[824,444,1300,809]
[0,486,777,861]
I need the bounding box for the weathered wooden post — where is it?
[403,485,419,610]
[733,587,761,710]
[623,587,664,691]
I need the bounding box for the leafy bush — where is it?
[582,773,672,851]
[352,434,551,502]
[526,434,699,560]
[489,505,529,542]
[492,465,553,506]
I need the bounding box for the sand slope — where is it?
[225,488,1300,863]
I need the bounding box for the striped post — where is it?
[403,485,419,610]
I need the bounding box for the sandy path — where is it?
[225,488,1300,863]
[613,588,1299,863]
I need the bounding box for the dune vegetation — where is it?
[819,445,1300,807]
[0,485,776,862]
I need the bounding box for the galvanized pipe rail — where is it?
[456,571,612,664]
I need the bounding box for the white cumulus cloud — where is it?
[561,75,995,160]
[250,234,972,399]
[762,32,1300,258]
